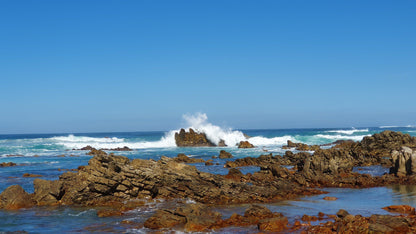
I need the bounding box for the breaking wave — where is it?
[326,128,369,135]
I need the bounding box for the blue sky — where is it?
[1,0,415,133]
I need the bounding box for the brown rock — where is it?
[0,162,17,167]
[258,216,288,232]
[0,185,35,209]
[33,179,63,206]
[323,196,337,201]
[238,141,254,148]
[144,203,222,231]
[86,149,108,157]
[80,145,96,151]
[219,150,233,159]
[23,173,43,178]
[382,205,416,215]
[173,153,205,163]
[175,128,215,147]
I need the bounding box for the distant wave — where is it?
[326,128,369,135]
[314,134,370,141]
[379,126,400,129]
[379,125,415,129]
[53,132,176,149]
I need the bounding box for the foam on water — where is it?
[314,134,370,141]
[326,128,369,135]
[54,132,177,149]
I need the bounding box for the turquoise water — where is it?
[0,126,416,232]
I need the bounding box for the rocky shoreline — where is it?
[1,130,416,232]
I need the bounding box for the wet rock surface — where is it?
[306,208,416,233]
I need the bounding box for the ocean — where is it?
[1,119,416,233]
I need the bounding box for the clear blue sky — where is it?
[1,0,415,133]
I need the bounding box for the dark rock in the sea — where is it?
[80,145,96,151]
[173,153,205,163]
[308,210,416,234]
[224,168,244,181]
[175,128,216,147]
[205,160,214,166]
[383,205,416,215]
[283,140,320,151]
[86,149,108,157]
[0,185,35,209]
[22,173,43,178]
[107,146,132,151]
[238,141,254,148]
[218,150,233,159]
[144,203,222,231]
[336,209,350,218]
[217,139,227,147]
[323,196,337,201]
[80,146,132,151]
[0,162,17,167]
[390,146,416,177]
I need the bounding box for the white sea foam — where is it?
[54,132,177,149]
[314,134,370,141]
[326,128,369,135]
[379,125,400,128]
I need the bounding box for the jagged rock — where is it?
[106,146,132,151]
[390,146,416,176]
[23,173,43,177]
[173,153,205,163]
[0,153,320,209]
[238,141,254,148]
[80,145,96,151]
[0,185,35,209]
[144,203,222,231]
[218,139,227,147]
[218,150,233,159]
[175,128,216,147]
[0,162,17,167]
[86,149,108,157]
[33,179,63,205]
[283,140,320,151]
[383,205,416,215]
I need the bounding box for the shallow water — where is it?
[0,125,416,232]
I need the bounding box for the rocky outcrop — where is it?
[307,209,416,233]
[175,128,216,147]
[390,146,416,176]
[144,203,222,231]
[173,153,205,163]
[0,185,35,210]
[80,146,132,151]
[283,140,320,151]
[0,162,17,167]
[238,141,255,148]
[0,150,322,209]
[218,150,233,159]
